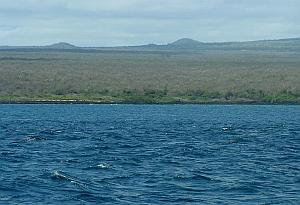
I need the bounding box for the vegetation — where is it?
[0,49,299,104]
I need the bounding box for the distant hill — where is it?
[1,38,300,52]
[45,42,78,49]
[124,37,300,51]
[205,37,300,51]
[127,38,203,50]
[167,38,204,48]
[0,42,78,50]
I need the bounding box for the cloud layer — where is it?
[0,0,299,46]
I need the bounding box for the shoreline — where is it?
[0,100,299,105]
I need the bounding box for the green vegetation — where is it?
[0,49,299,104]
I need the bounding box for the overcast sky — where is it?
[0,0,299,46]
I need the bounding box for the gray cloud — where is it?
[0,0,299,46]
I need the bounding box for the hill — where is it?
[135,37,300,51]
[44,42,78,49]
[1,37,300,52]
[166,38,204,48]
[0,42,78,50]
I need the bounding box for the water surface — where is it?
[0,105,299,204]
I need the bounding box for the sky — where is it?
[0,0,299,46]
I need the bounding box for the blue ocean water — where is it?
[0,104,299,204]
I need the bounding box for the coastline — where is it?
[1,99,299,105]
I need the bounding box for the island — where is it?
[0,38,299,104]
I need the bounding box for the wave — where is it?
[25,136,47,141]
[52,170,74,182]
[97,163,111,169]
[51,170,111,194]
[83,163,112,170]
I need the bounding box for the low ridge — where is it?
[169,38,203,46]
[0,37,299,51]
[45,42,78,49]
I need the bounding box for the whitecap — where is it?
[52,170,71,181]
[97,163,110,169]
[24,136,47,142]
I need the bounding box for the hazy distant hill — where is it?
[204,38,300,51]
[44,42,78,49]
[135,37,300,51]
[166,38,204,48]
[0,42,78,50]
[1,38,300,52]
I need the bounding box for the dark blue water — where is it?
[0,105,299,204]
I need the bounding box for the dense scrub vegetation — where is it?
[0,50,299,103]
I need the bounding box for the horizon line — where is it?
[1,36,299,48]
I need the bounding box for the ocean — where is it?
[0,104,299,204]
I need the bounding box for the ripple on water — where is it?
[0,104,299,204]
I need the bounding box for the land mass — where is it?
[2,37,300,52]
[0,38,300,104]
